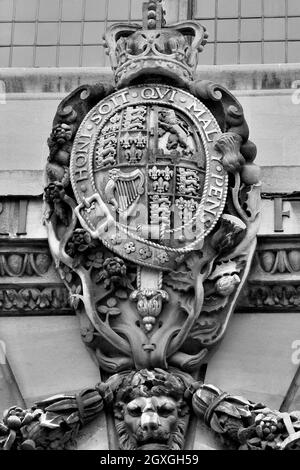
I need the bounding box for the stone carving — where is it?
[257,249,300,274]
[0,387,103,450]
[2,374,300,451]
[0,252,52,277]
[193,383,300,450]
[102,1,208,88]
[109,369,190,450]
[0,287,70,313]
[32,0,269,450]
[240,284,300,310]
[235,236,300,311]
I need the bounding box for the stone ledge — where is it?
[1,64,300,93]
[1,166,299,196]
[0,170,44,196]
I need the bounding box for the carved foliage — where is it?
[193,383,300,450]
[44,2,260,376]
[0,287,70,312]
[2,374,300,451]
[0,388,103,450]
[45,82,113,197]
[243,284,300,309]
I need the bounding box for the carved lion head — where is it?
[105,368,192,450]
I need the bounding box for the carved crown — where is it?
[103,0,208,88]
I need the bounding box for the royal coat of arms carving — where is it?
[3,0,300,452]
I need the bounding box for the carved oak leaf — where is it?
[239,183,261,222]
[59,265,73,283]
[215,402,249,419]
[85,251,104,270]
[189,317,219,341]
[69,285,82,309]
[208,259,243,280]
[164,269,194,292]
[165,252,205,292]
[202,295,228,313]
[211,217,246,257]
[185,252,204,274]
[210,413,226,434]
[97,304,121,322]
[39,412,64,429]
[23,288,39,310]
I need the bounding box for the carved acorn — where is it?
[215,274,240,297]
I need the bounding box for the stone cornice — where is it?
[1,167,300,196]
[0,235,299,315]
[1,63,300,93]
[237,235,300,312]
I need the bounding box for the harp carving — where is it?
[104,168,145,216]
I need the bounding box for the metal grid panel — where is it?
[0,0,140,66]
[0,0,299,67]
[193,0,300,64]
[0,0,184,67]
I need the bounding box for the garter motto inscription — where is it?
[70,85,227,270]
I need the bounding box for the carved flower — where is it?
[97,297,121,322]
[238,408,286,450]
[139,247,152,260]
[157,252,169,264]
[85,251,104,270]
[66,229,93,258]
[124,242,136,254]
[96,257,127,289]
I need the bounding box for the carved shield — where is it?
[70,85,228,270]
